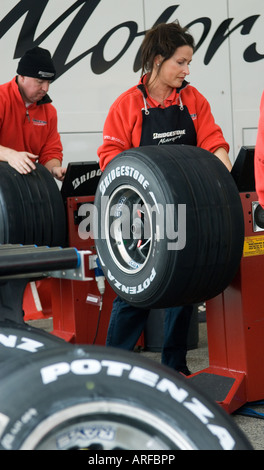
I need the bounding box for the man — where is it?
[0,46,66,181]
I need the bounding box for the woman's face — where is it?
[155,45,193,89]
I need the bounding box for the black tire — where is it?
[0,320,70,363]
[94,145,244,308]
[0,163,66,247]
[0,345,252,450]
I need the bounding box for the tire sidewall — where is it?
[0,345,251,450]
[0,321,68,363]
[94,153,181,306]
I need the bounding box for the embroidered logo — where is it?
[32,119,47,126]
[38,71,55,79]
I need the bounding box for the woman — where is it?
[97,21,232,375]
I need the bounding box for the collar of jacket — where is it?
[37,93,52,105]
[137,74,189,96]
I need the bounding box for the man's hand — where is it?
[0,146,38,174]
[44,158,66,181]
[51,166,67,181]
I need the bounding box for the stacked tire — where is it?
[0,162,66,247]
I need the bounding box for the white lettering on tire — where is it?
[107,267,156,294]
[40,358,235,450]
[99,165,150,196]
[0,334,44,353]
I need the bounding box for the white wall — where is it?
[0,0,263,166]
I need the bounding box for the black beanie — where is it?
[17,46,56,80]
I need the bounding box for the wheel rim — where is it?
[105,185,153,274]
[20,401,196,450]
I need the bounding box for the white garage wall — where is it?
[0,0,263,165]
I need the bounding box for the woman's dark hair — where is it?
[141,21,195,76]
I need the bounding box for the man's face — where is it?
[18,76,51,103]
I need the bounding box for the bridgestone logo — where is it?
[72,168,102,190]
[153,130,186,139]
[99,166,149,196]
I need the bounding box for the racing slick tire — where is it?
[0,320,70,363]
[0,162,66,247]
[94,145,244,308]
[0,345,252,450]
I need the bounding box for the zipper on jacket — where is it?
[26,109,30,122]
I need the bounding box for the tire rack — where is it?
[47,195,144,346]
[46,195,112,344]
[187,150,264,414]
[0,245,90,324]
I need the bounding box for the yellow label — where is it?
[243,235,264,257]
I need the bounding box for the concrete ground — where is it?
[141,322,264,451]
[29,317,264,450]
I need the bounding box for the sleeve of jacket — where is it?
[97,88,143,171]
[97,106,129,170]
[255,91,264,208]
